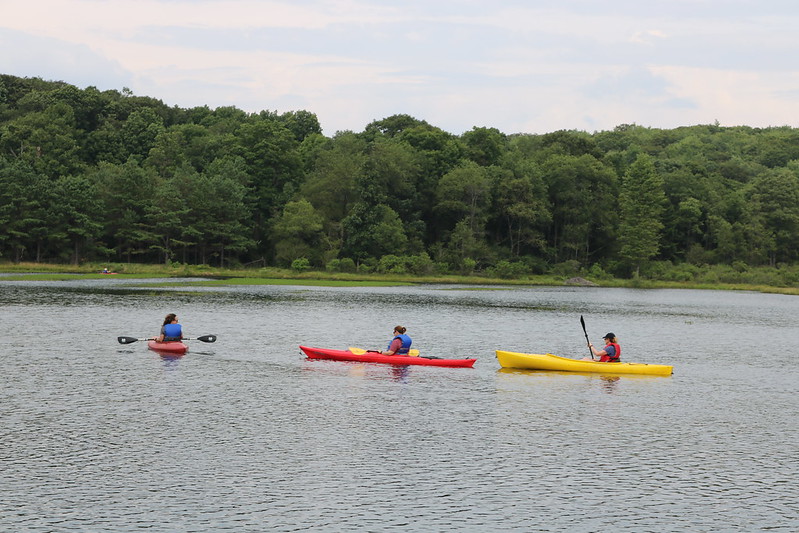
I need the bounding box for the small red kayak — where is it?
[300,346,476,368]
[147,340,189,355]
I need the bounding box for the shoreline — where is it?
[1,262,797,296]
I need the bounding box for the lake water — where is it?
[1,279,797,532]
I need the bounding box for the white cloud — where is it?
[630,29,667,45]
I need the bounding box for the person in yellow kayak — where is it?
[587,332,621,362]
[381,325,412,355]
[156,313,183,342]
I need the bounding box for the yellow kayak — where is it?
[495,350,673,376]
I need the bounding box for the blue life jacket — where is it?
[163,323,182,340]
[387,334,412,355]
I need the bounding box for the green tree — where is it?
[341,203,408,262]
[618,155,666,276]
[434,162,491,237]
[0,102,84,177]
[398,124,464,235]
[85,115,127,165]
[301,132,366,226]
[541,154,617,263]
[492,164,551,256]
[279,110,322,142]
[461,126,506,166]
[360,138,423,250]
[747,168,799,265]
[146,123,210,177]
[121,107,165,159]
[183,169,254,266]
[271,199,325,266]
[144,177,190,265]
[236,117,303,248]
[49,176,105,264]
[0,158,49,261]
[443,218,490,269]
[91,159,157,262]
[365,114,428,138]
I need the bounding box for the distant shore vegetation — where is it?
[1,261,797,296]
[1,73,798,293]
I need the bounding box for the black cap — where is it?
[603,332,615,339]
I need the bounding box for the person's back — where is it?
[158,313,183,342]
[383,325,412,355]
[393,333,412,354]
[163,322,182,340]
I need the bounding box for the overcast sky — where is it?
[2,0,798,136]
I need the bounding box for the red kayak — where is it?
[147,340,189,355]
[300,346,476,368]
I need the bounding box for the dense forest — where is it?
[2,73,799,282]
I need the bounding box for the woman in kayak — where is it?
[587,332,621,362]
[156,313,183,342]
[381,325,412,356]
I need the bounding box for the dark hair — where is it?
[394,325,406,334]
[163,313,177,326]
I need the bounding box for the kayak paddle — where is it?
[347,346,448,360]
[117,334,217,344]
[580,315,595,361]
[348,346,420,356]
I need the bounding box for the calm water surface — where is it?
[1,279,797,532]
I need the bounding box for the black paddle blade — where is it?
[117,336,139,344]
[196,334,217,343]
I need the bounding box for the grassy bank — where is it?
[1,261,798,295]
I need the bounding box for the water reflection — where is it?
[302,359,413,384]
[390,365,410,383]
[155,351,185,365]
[599,375,620,393]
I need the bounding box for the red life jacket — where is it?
[600,342,621,362]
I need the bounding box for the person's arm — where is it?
[156,325,165,342]
[382,338,402,355]
[589,344,607,358]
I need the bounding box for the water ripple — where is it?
[2,283,798,531]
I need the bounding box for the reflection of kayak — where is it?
[496,350,672,376]
[300,346,476,368]
[148,340,189,355]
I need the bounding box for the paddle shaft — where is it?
[365,349,442,360]
[580,315,595,361]
[350,346,420,356]
[117,334,217,345]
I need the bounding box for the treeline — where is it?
[2,73,799,281]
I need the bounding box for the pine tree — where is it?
[618,155,666,277]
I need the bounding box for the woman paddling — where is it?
[381,326,412,356]
[156,313,183,342]
[587,332,621,362]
